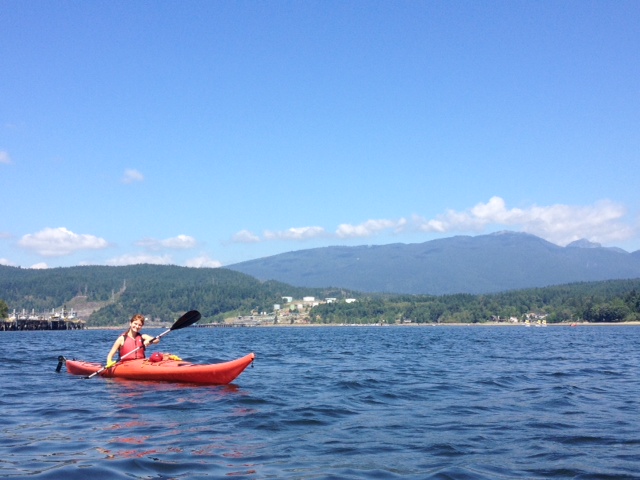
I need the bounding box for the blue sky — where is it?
[1,1,639,269]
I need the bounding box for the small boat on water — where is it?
[64,353,255,385]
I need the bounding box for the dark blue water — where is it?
[1,325,639,479]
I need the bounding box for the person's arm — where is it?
[106,336,124,365]
[143,334,159,347]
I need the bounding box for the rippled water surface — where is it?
[1,325,639,479]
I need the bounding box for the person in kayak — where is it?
[105,314,159,367]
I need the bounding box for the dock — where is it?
[1,309,87,331]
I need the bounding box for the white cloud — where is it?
[137,234,197,250]
[185,255,222,268]
[336,218,407,238]
[414,196,633,246]
[263,226,326,241]
[30,263,49,269]
[0,258,17,266]
[106,253,173,266]
[122,168,144,184]
[161,235,197,249]
[232,230,261,243]
[0,151,11,164]
[233,226,326,243]
[228,196,635,249]
[415,197,515,233]
[18,227,109,257]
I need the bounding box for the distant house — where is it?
[303,296,315,302]
[325,298,337,303]
[282,296,293,303]
[345,298,357,304]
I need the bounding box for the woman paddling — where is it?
[106,314,159,367]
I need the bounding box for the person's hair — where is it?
[130,314,145,325]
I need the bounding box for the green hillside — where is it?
[0,264,358,326]
[2,264,639,326]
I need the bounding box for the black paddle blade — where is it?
[56,355,66,373]
[171,310,201,330]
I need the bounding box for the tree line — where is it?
[310,279,640,324]
[1,264,639,325]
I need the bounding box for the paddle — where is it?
[85,310,201,379]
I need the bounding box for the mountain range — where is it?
[227,231,640,295]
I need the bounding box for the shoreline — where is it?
[84,321,640,330]
[252,321,640,327]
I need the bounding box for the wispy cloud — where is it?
[0,258,17,266]
[264,226,326,241]
[185,255,222,268]
[231,226,326,243]
[136,235,197,251]
[336,218,407,239]
[0,151,11,164]
[18,227,109,257]
[232,230,261,243]
[231,197,634,247]
[122,168,144,184]
[106,253,173,266]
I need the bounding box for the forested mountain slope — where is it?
[0,264,357,326]
[228,232,640,294]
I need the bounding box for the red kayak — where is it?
[65,353,255,385]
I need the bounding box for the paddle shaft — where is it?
[85,310,200,379]
[85,331,163,379]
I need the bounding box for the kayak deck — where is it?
[65,353,255,385]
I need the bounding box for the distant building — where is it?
[303,296,315,302]
[282,296,293,303]
[325,298,337,303]
[345,298,357,304]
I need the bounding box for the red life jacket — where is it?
[119,332,146,361]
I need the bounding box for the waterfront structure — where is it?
[1,308,86,331]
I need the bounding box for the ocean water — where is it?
[1,325,639,479]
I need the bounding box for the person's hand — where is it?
[105,360,116,369]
